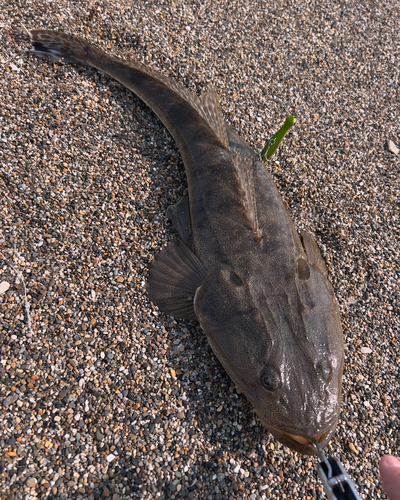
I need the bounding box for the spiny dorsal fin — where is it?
[100,57,229,148]
[147,241,207,320]
[104,63,229,148]
[231,152,262,240]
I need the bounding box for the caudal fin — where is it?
[30,30,92,65]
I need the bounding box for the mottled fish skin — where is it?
[30,30,344,455]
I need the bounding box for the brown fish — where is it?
[30,30,344,455]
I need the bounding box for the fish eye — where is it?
[260,366,281,391]
[316,358,333,383]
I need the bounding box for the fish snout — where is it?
[284,427,333,447]
[267,423,337,455]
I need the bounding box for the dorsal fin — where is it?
[108,57,229,148]
[121,66,229,148]
[197,87,229,149]
[231,152,262,240]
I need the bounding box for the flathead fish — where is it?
[30,30,344,455]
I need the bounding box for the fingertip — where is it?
[380,455,400,500]
[380,455,400,471]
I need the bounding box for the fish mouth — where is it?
[267,424,336,455]
[284,432,316,445]
[280,430,329,446]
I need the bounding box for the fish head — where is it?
[194,261,344,455]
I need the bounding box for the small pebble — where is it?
[361,347,373,354]
[26,477,37,488]
[0,281,10,294]
[96,431,104,441]
[349,443,359,454]
[169,479,180,492]
[3,393,19,407]
[387,140,399,155]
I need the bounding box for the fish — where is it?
[30,30,344,455]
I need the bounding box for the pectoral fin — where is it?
[147,241,207,320]
[300,230,328,278]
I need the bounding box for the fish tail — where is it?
[30,29,230,163]
[30,30,94,65]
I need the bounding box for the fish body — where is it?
[30,30,344,455]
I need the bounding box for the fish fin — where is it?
[197,87,229,149]
[31,31,229,148]
[30,30,89,64]
[166,192,194,251]
[130,77,228,148]
[31,31,199,104]
[231,152,262,240]
[147,241,207,320]
[300,230,328,278]
[136,75,228,146]
[226,124,261,238]
[139,78,229,148]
